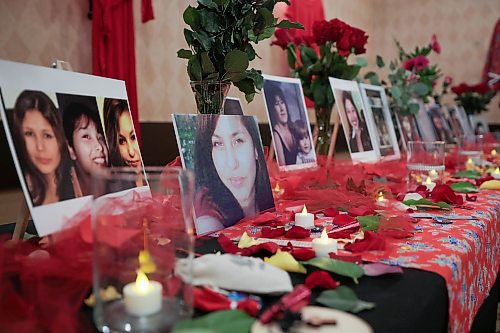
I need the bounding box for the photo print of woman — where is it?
[262,75,317,170]
[173,114,275,235]
[10,90,75,206]
[396,113,422,149]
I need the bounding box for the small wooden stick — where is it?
[12,199,30,241]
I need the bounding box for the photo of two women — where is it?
[263,78,317,168]
[4,89,144,207]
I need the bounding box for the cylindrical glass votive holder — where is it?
[92,167,194,333]
[458,135,484,170]
[407,141,445,190]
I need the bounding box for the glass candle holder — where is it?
[458,135,484,170]
[407,141,445,190]
[92,167,194,333]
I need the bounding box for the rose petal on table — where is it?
[348,206,375,217]
[465,194,477,202]
[305,271,340,289]
[238,232,260,248]
[430,184,462,204]
[251,212,278,225]
[289,247,316,261]
[329,253,363,264]
[323,207,339,217]
[333,214,355,226]
[264,250,307,273]
[362,263,403,276]
[285,226,310,239]
[260,227,286,238]
[217,234,240,254]
[344,231,386,252]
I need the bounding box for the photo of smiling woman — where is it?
[103,98,145,187]
[11,90,75,206]
[342,90,373,153]
[62,101,109,196]
[194,115,275,235]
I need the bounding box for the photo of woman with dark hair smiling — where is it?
[266,85,297,166]
[62,102,109,196]
[342,90,373,153]
[11,90,75,206]
[194,115,275,235]
[103,98,145,187]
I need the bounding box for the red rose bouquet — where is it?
[451,81,497,115]
[366,34,442,115]
[272,18,368,154]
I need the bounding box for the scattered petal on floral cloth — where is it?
[378,216,415,239]
[250,212,279,226]
[348,206,375,217]
[329,253,363,264]
[218,234,279,257]
[238,232,260,248]
[333,214,355,226]
[287,244,316,261]
[475,175,493,187]
[465,194,477,202]
[362,263,403,276]
[285,226,311,239]
[344,231,386,252]
[323,207,339,217]
[430,185,463,205]
[305,271,340,289]
[260,227,286,238]
[264,250,307,273]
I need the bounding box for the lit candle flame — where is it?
[301,205,307,214]
[494,167,500,174]
[466,158,473,164]
[429,169,437,177]
[320,228,328,240]
[425,176,432,185]
[491,149,497,156]
[376,192,385,202]
[274,183,281,192]
[135,270,151,294]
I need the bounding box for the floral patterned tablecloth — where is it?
[217,190,500,333]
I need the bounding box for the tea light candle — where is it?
[273,183,284,198]
[123,270,163,316]
[376,191,388,207]
[294,205,314,228]
[428,169,438,180]
[465,158,474,170]
[491,149,497,157]
[312,229,337,257]
[423,176,436,191]
[492,167,500,180]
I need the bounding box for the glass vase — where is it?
[314,103,334,156]
[190,80,231,114]
[92,167,195,333]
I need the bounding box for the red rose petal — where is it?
[305,271,340,289]
[261,227,286,238]
[348,206,375,217]
[344,231,386,252]
[290,247,316,261]
[329,253,362,264]
[323,208,339,217]
[285,226,311,239]
[333,214,355,226]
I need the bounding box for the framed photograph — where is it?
[427,104,454,143]
[415,100,437,142]
[172,114,275,236]
[359,83,400,160]
[447,106,473,137]
[262,75,317,170]
[395,112,422,151]
[469,114,490,135]
[0,60,147,236]
[223,97,244,115]
[329,78,380,163]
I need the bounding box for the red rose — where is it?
[336,26,352,56]
[327,18,348,43]
[349,26,368,55]
[412,55,429,71]
[403,58,414,71]
[473,82,490,94]
[271,28,292,49]
[451,83,468,95]
[312,20,329,45]
[431,34,441,54]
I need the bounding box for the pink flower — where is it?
[412,55,429,71]
[431,34,441,54]
[402,58,414,71]
[444,76,453,86]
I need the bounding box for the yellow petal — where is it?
[264,250,307,274]
[238,232,260,249]
[480,180,500,190]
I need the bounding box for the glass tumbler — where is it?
[458,134,484,170]
[407,141,445,189]
[92,167,194,333]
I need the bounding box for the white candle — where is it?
[465,158,474,170]
[294,205,315,228]
[312,229,337,257]
[376,191,388,206]
[423,176,436,191]
[123,270,163,316]
[492,167,500,180]
[428,169,438,181]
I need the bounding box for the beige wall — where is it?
[0,0,498,123]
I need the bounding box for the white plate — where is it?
[252,306,373,333]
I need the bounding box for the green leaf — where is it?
[197,0,218,9]
[183,6,200,29]
[276,19,304,29]
[224,50,249,73]
[402,198,451,210]
[188,55,202,81]
[391,86,402,99]
[172,310,254,333]
[408,102,420,114]
[316,286,376,313]
[341,65,361,80]
[302,257,364,284]
[200,52,216,76]
[311,79,327,106]
[453,170,482,179]
[450,181,479,193]
[177,49,193,59]
[356,57,368,67]
[246,68,264,90]
[223,71,246,82]
[411,82,430,96]
[200,10,220,33]
[376,55,385,68]
[357,215,380,231]
[258,8,274,26]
